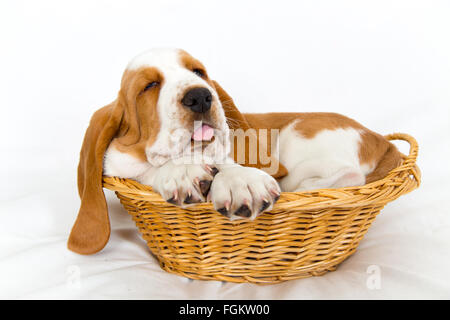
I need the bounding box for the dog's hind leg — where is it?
[292,166,365,192]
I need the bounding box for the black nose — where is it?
[181,87,212,113]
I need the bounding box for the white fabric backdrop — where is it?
[1,0,449,299]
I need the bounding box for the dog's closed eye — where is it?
[192,68,206,78]
[143,81,159,92]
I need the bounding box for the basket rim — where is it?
[103,132,420,210]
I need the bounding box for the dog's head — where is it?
[117,48,231,165]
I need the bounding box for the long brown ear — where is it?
[212,80,288,179]
[68,101,123,255]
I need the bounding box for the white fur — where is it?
[104,145,152,179]
[277,121,370,192]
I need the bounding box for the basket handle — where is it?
[384,133,419,165]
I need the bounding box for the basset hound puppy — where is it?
[68,48,402,255]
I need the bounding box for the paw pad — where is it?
[260,199,270,212]
[199,180,212,197]
[184,193,199,204]
[217,207,229,217]
[234,204,252,218]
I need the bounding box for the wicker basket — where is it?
[103,133,420,284]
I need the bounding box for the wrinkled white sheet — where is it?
[1,0,450,299]
[1,168,449,299]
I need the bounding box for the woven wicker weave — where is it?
[103,133,420,284]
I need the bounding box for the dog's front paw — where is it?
[209,166,281,220]
[151,163,217,207]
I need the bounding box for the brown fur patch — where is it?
[111,67,163,161]
[179,50,209,80]
[69,102,122,254]
[212,81,288,179]
[362,133,403,183]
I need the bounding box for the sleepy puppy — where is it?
[68,48,402,255]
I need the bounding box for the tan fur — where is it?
[110,67,163,161]
[212,81,288,179]
[69,103,122,254]
[179,50,209,80]
[363,139,402,183]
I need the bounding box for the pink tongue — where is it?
[192,124,214,141]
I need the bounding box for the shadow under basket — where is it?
[103,133,421,284]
